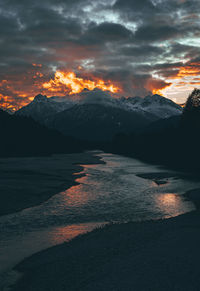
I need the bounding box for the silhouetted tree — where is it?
[181,88,200,131]
[109,89,200,172]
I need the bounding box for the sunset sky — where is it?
[0,0,200,110]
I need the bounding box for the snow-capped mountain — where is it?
[16,91,182,141]
[16,91,182,124]
[118,94,182,119]
[41,89,158,141]
[16,94,75,123]
[76,90,182,119]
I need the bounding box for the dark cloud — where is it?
[0,0,200,108]
[84,22,133,43]
[114,0,157,14]
[119,45,164,57]
[134,25,180,41]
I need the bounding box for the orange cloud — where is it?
[146,78,172,95]
[0,69,122,111]
[177,64,200,78]
[154,61,200,98]
[42,71,121,95]
[1,60,199,112]
[32,63,42,67]
[33,72,44,79]
[0,68,46,111]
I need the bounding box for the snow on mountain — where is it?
[119,94,182,119]
[16,94,75,123]
[76,90,181,120]
[16,91,182,132]
[78,90,182,119]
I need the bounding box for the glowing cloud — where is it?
[153,62,200,100]
[42,71,121,95]
[177,63,200,78]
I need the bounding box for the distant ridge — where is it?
[0,109,81,157]
[15,90,182,141]
[46,102,156,141]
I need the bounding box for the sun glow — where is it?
[152,62,200,101]
[42,71,121,95]
[152,83,173,96]
[152,88,164,95]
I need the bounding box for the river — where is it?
[0,152,199,280]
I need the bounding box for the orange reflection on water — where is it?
[156,193,183,217]
[50,222,105,245]
[159,193,178,205]
[62,166,100,207]
[62,182,89,207]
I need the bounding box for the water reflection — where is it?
[62,169,100,207]
[62,183,90,207]
[50,222,106,245]
[55,161,195,224]
[156,193,186,218]
[0,153,198,275]
[0,222,105,273]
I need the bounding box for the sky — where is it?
[0,0,200,110]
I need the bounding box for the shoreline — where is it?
[0,151,105,291]
[0,151,104,217]
[9,186,200,291]
[136,172,177,186]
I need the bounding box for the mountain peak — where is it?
[145,94,164,101]
[34,94,48,102]
[153,94,163,98]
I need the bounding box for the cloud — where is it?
[82,22,133,44]
[114,0,157,14]
[0,0,200,109]
[134,25,180,41]
[119,45,164,57]
[79,88,118,106]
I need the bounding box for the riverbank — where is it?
[0,152,103,216]
[10,186,200,291]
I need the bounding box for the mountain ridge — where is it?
[16,91,182,122]
[46,102,156,141]
[15,90,183,141]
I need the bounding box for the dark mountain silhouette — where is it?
[16,91,182,142]
[8,89,198,170]
[181,88,200,131]
[0,109,82,157]
[45,103,156,141]
[109,89,200,172]
[143,115,181,134]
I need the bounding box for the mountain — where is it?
[110,89,200,172]
[16,94,75,123]
[119,94,182,119]
[15,91,182,141]
[46,103,156,141]
[16,92,182,126]
[143,115,181,134]
[0,109,81,157]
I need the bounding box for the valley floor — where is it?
[11,188,200,291]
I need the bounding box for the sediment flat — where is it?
[11,188,200,291]
[136,172,179,185]
[0,152,103,216]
